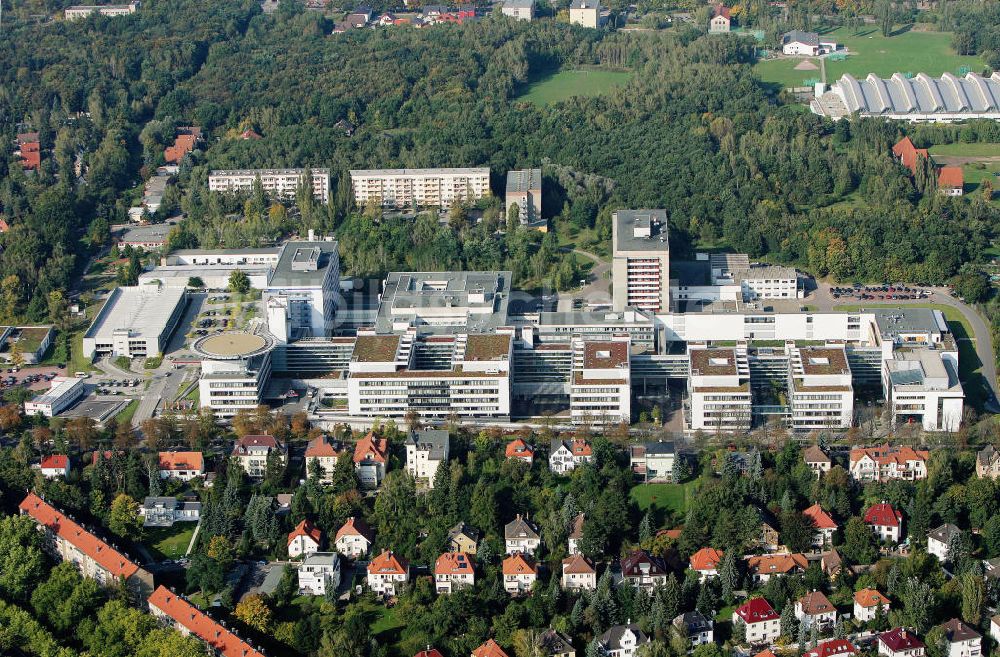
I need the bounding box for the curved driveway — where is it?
[814,283,998,413]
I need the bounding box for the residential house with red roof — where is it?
[879,629,925,657]
[434,552,475,593]
[690,547,724,581]
[335,516,374,558]
[803,503,838,547]
[854,588,890,622]
[746,553,809,584]
[354,431,389,489]
[157,451,204,481]
[796,590,837,630]
[305,435,345,484]
[562,552,597,591]
[19,493,154,602]
[939,618,981,657]
[938,167,964,196]
[39,454,70,478]
[734,597,781,644]
[288,519,322,558]
[505,437,534,464]
[865,502,903,543]
[805,639,858,657]
[892,137,929,174]
[503,552,538,595]
[415,650,445,657]
[148,586,265,657]
[850,445,929,482]
[232,434,286,479]
[367,550,409,596]
[472,639,511,657]
[709,4,731,31]
[549,437,593,474]
[621,548,669,590]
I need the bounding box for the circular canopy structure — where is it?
[192,330,276,360]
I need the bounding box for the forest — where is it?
[0,0,997,321]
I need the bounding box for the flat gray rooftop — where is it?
[268,241,339,288]
[506,168,541,193]
[375,271,512,334]
[613,209,669,253]
[873,308,947,338]
[84,284,187,341]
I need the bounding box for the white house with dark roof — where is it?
[939,619,981,657]
[782,30,838,56]
[505,514,540,555]
[598,623,649,657]
[927,523,961,562]
[405,429,449,487]
[673,611,714,645]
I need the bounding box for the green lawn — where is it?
[516,68,632,105]
[116,399,139,425]
[929,142,1000,157]
[144,523,195,560]
[955,163,1000,205]
[756,27,983,89]
[630,482,692,514]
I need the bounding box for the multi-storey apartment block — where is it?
[349,168,490,209]
[612,210,670,313]
[149,586,265,657]
[788,346,854,430]
[209,168,330,203]
[347,331,513,421]
[65,2,139,19]
[850,445,929,482]
[570,337,632,425]
[505,168,542,225]
[20,493,154,603]
[883,348,964,432]
[688,346,752,432]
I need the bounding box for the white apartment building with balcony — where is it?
[349,168,490,210]
[570,337,632,425]
[208,168,330,203]
[788,345,854,430]
[883,348,964,432]
[612,210,670,313]
[687,346,752,432]
[346,331,513,421]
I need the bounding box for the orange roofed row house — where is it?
[148,586,265,657]
[19,493,154,603]
[745,552,809,585]
[849,445,928,482]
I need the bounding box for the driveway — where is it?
[562,247,612,304]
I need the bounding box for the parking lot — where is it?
[824,283,931,302]
[0,365,66,392]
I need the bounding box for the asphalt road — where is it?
[812,282,998,413]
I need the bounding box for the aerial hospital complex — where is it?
[98,207,964,433]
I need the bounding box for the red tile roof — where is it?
[434,552,474,576]
[690,547,723,571]
[368,550,408,575]
[892,137,929,174]
[746,553,809,576]
[754,651,778,657]
[21,147,40,170]
[804,503,838,530]
[40,454,69,470]
[233,435,281,454]
[19,493,141,579]
[805,639,858,657]
[354,431,389,464]
[240,129,262,140]
[164,133,197,164]
[714,3,731,18]
[562,553,597,574]
[336,516,374,542]
[414,650,445,657]
[851,445,928,468]
[158,451,204,472]
[938,166,963,190]
[865,503,902,527]
[148,586,265,657]
[880,628,925,653]
[569,438,592,457]
[305,435,343,458]
[798,590,836,615]
[502,552,537,576]
[735,597,780,624]
[473,640,511,657]
[854,588,890,608]
[505,438,534,458]
[288,519,322,547]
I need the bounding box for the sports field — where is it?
[929,142,1000,157]
[516,68,632,105]
[756,27,983,89]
